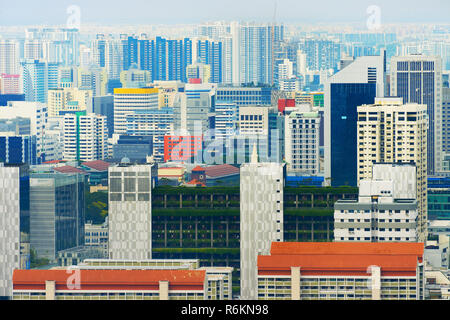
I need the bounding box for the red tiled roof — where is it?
[53,166,85,174]
[258,254,420,277]
[270,242,424,256]
[258,242,424,277]
[13,269,206,291]
[192,166,205,172]
[204,164,239,178]
[81,160,111,171]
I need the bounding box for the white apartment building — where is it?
[285,108,320,174]
[108,163,154,260]
[63,113,108,162]
[335,163,418,242]
[0,40,20,75]
[357,98,428,241]
[278,59,294,81]
[113,88,159,134]
[240,146,285,300]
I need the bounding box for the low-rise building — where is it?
[12,269,209,300]
[334,163,418,242]
[257,242,425,300]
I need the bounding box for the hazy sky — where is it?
[0,0,449,26]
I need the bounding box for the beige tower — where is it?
[356,97,428,241]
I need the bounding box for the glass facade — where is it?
[428,189,450,220]
[29,173,85,260]
[330,82,376,187]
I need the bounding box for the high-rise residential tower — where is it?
[356,97,428,240]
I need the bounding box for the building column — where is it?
[291,267,301,300]
[370,266,381,300]
[159,281,169,300]
[45,280,56,300]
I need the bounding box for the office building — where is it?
[240,146,285,300]
[91,95,114,138]
[125,107,174,162]
[29,172,85,261]
[0,135,38,165]
[108,162,153,260]
[216,86,272,107]
[112,135,153,163]
[113,88,159,134]
[173,83,216,135]
[238,106,284,162]
[390,55,442,174]
[257,242,425,300]
[285,107,321,174]
[63,112,108,162]
[324,52,385,186]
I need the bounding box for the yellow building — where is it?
[47,87,93,117]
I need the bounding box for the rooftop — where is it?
[204,164,240,178]
[53,166,86,174]
[13,269,206,290]
[81,160,111,172]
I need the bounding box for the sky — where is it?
[0,0,450,26]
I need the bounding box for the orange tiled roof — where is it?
[13,269,206,291]
[270,242,424,256]
[258,254,420,273]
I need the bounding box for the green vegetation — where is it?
[29,248,50,269]
[85,191,108,224]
